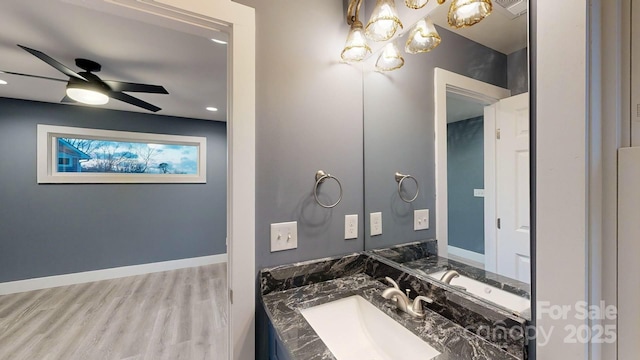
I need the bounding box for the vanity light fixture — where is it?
[65,81,109,105]
[405,0,430,9]
[341,0,372,62]
[339,0,494,71]
[447,0,493,28]
[365,0,403,42]
[375,42,404,72]
[405,17,441,54]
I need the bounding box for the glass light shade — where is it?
[376,42,404,72]
[341,22,372,62]
[66,86,109,105]
[405,0,429,9]
[365,0,403,42]
[448,0,493,29]
[405,17,441,54]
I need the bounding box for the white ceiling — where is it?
[0,0,228,121]
[446,92,486,123]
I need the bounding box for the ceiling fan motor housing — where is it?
[75,58,101,73]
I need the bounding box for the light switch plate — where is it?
[474,189,485,197]
[414,209,429,231]
[270,221,297,252]
[345,214,358,240]
[370,212,382,236]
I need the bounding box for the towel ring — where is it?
[314,170,343,208]
[395,172,419,203]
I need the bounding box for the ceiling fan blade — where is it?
[17,45,87,82]
[109,91,161,112]
[0,70,66,82]
[61,96,76,103]
[103,80,168,94]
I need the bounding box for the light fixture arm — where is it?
[347,0,364,26]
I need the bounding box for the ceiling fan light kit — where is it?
[13,44,168,112]
[66,84,109,105]
[341,0,494,70]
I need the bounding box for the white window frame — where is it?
[37,124,207,184]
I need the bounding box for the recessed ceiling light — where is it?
[0,79,7,85]
[206,107,218,112]
[211,38,228,45]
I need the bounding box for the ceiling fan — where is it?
[2,45,168,112]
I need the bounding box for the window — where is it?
[37,125,206,183]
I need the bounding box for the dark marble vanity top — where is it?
[369,240,531,319]
[402,256,530,298]
[262,274,520,360]
[261,260,522,360]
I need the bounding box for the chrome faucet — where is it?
[439,270,467,291]
[381,277,433,318]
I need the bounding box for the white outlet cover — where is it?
[414,209,429,231]
[345,214,358,240]
[370,212,382,236]
[474,189,485,197]
[270,221,298,252]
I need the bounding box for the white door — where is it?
[496,93,530,283]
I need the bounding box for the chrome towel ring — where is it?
[395,172,419,203]
[314,170,343,208]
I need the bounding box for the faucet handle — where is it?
[384,277,400,289]
[411,295,434,316]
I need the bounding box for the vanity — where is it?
[261,243,530,360]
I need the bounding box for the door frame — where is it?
[434,68,510,264]
[93,1,256,358]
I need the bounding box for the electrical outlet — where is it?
[474,189,485,197]
[270,221,297,252]
[414,209,429,231]
[345,214,358,240]
[370,212,382,236]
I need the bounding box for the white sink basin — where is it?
[299,295,441,360]
[428,270,530,314]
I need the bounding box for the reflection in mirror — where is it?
[363,0,530,317]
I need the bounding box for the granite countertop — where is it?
[262,273,520,360]
[402,256,531,298]
[369,242,531,320]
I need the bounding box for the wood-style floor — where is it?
[0,263,228,360]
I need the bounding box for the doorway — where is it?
[79,1,256,358]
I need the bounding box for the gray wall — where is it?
[363,26,508,250]
[232,1,364,358]
[236,0,364,271]
[0,98,227,282]
[508,47,529,95]
[447,116,485,254]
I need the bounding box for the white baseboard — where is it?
[447,246,485,269]
[0,254,227,296]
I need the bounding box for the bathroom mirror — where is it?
[362,0,531,317]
